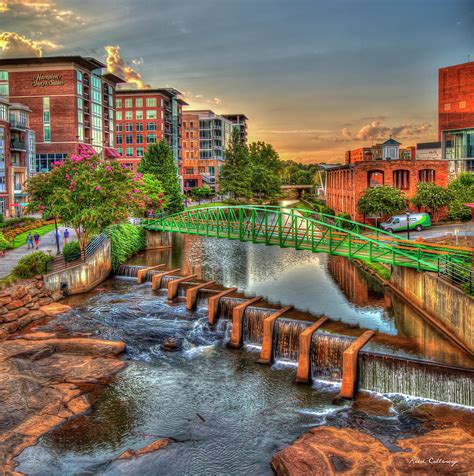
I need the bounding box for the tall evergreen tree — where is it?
[218,129,252,199]
[248,141,282,199]
[138,140,183,214]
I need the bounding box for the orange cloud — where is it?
[342,120,432,142]
[104,45,150,89]
[0,31,60,57]
[0,0,83,24]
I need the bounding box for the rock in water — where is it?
[160,337,182,352]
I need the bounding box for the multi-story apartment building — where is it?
[222,114,248,145]
[0,97,35,217]
[114,88,187,171]
[0,56,124,173]
[182,110,234,192]
[439,61,474,177]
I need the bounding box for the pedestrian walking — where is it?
[64,228,70,244]
[33,233,40,249]
[27,233,34,249]
[55,229,61,247]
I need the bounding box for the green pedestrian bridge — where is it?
[143,205,472,272]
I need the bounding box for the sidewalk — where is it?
[0,227,77,279]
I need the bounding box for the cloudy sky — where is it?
[0,0,473,162]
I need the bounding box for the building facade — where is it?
[222,114,248,145]
[0,56,124,173]
[439,61,474,177]
[345,140,415,164]
[114,88,186,172]
[326,138,449,223]
[182,110,234,192]
[0,97,35,217]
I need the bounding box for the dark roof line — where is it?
[0,55,106,71]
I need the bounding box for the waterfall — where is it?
[311,332,355,381]
[358,352,474,406]
[218,297,245,320]
[196,292,209,309]
[160,275,177,289]
[273,318,310,363]
[115,265,145,278]
[144,269,164,282]
[243,308,274,346]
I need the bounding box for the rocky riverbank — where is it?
[0,278,127,475]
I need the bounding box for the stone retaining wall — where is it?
[0,278,63,340]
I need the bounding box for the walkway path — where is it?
[0,227,77,279]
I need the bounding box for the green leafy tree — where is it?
[248,141,282,199]
[27,154,152,251]
[447,172,474,221]
[141,173,167,215]
[138,140,183,214]
[218,129,252,199]
[280,160,320,186]
[190,186,212,202]
[358,186,407,225]
[412,182,449,221]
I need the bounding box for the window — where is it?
[393,170,410,189]
[136,147,144,157]
[146,110,157,119]
[146,97,157,107]
[136,134,144,144]
[418,169,435,183]
[116,135,123,145]
[116,147,123,156]
[125,123,133,132]
[147,134,157,143]
[136,123,144,132]
[459,101,466,109]
[368,170,384,188]
[136,98,143,107]
[0,103,7,121]
[444,103,451,111]
[136,110,143,120]
[116,111,122,120]
[0,71,7,81]
[43,97,51,143]
[190,121,194,128]
[125,98,132,108]
[124,111,132,120]
[146,122,157,131]
[35,153,67,173]
[116,99,122,108]
[116,124,122,132]
[126,147,133,157]
[0,197,5,216]
[125,134,133,144]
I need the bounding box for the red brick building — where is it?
[114,88,187,172]
[0,56,124,173]
[438,61,474,176]
[326,138,449,223]
[181,112,202,191]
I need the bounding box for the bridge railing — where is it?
[438,256,474,295]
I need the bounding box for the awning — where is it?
[78,143,98,157]
[104,147,122,159]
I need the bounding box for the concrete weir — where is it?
[295,317,329,383]
[186,281,216,310]
[137,264,166,284]
[167,275,198,300]
[339,330,375,399]
[151,269,181,291]
[257,307,293,364]
[228,297,264,348]
[208,288,238,325]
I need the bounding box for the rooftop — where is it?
[0,55,106,71]
[116,87,184,99]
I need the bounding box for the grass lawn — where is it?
[186,201,233,210]
[9,223,56,249]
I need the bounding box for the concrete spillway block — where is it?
[151,269,181,291]
[228,296,264,348]
[208,288,238,325]
[137,264,166,284]
[185,281,216,310]
[257,306,293,364]
[167,274,198,300]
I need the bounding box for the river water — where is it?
[16,232,473,475]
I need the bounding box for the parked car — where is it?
[380,213,431,233]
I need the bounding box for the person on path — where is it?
[33,233,40,249]
[55,229,61,247]
[64,228,70,244]
[27,233,34,249]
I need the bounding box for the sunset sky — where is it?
[0,0,473,162]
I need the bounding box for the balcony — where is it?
[9,119,28,130]
[10,140,26,151]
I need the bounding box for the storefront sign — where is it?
[31,74,64,87]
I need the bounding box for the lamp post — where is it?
[54,216,60,255]
[406,207,410,241]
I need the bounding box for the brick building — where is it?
[439,61,474,176]
[0,56,124,173]
[326,138,449,223]
[0,97,35,217]
[181,112,202,190]
[114,88,187,172]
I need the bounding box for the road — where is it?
[393,222,473,241]
[0,226,77,278]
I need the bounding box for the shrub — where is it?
[62,240,81,262]
[0,232,10,251]
[104,223,146,270]
[12,251,52,278]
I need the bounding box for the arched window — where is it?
[393,169,410,189]
[368,170,384,188]
[418,169,435,183]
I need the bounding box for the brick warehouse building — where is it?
[0,56,124,172]
[115,88,187,172]
[439,61,474,177]
[326,138,449,223]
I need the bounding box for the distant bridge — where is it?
[143,205,471,271]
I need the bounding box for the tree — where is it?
[141,173,166,216]
[138,140,183,214]
[412,182,449,221]
[280,160,320,186]
[27,154,154,251]
[190,186,212,203]
[218,128,252,199]
[447,172,474,221]
[248,141,282,199]
[357,186,407,225]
